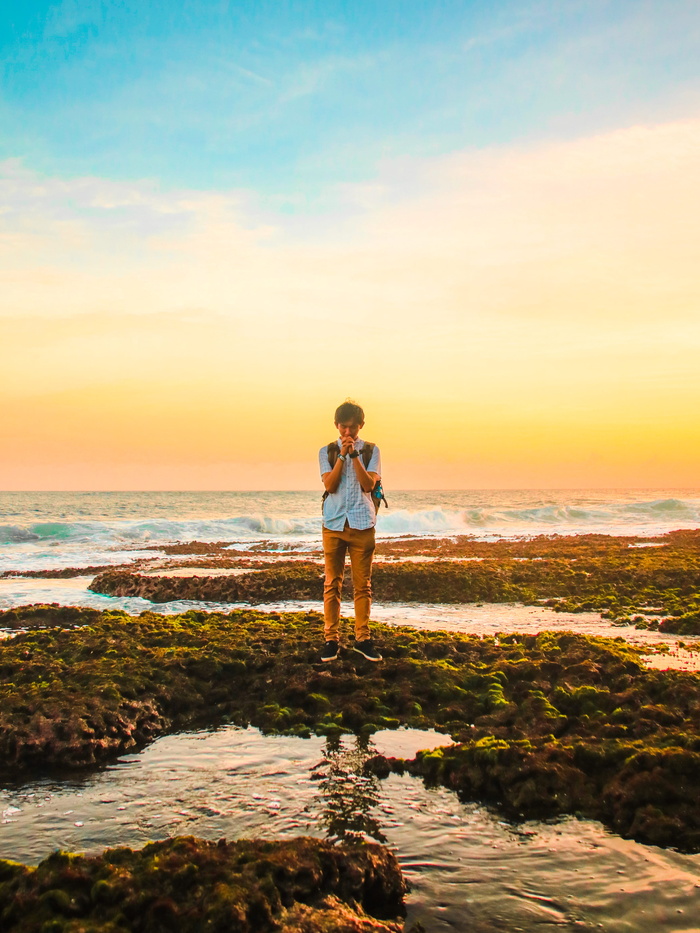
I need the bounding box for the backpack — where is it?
[322,441,388,514]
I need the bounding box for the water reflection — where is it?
[313,734,387,843]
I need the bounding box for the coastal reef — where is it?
[90,564,326,604]
[0,835,407,932]
[88,531,700,631]
[2,607,700,850]
[0,605,102,630]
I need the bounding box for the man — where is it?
[318,400,382,662]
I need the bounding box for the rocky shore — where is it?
[0,835,409,932]
[2,606,700,851]
[87,529,700,636]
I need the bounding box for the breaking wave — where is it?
[377,498,700,537]
[0,516,322,554]
[1,496,699,548]
[1,492,699,571]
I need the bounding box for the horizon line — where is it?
[2,487,700,495]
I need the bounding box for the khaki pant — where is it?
[322,522,376,642]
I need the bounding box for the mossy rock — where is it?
[3,607,700,851]
[86,529,700,613]
[0,836,407,932]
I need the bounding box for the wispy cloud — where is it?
[277,51,379,103]
[3,117,700,333]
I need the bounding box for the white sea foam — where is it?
[377,497,700,538]
[1,491,699,571]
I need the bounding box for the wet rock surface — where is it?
[1,566,132,580]
[88,530,700,616]
[0,604,102,630]
[0,834,408,932]
[91,564,326,603]
[366,736,700,852]
[2,606,700,851]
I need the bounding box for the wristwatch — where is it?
[338,454,347,462]
[349,450,360,459]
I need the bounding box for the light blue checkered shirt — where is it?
[319,438,382,531]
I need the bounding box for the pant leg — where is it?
[322,526,348,641]
[347,526,376,642]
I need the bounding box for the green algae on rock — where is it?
[0,835,407,932]
[90,566,326,603]
[89,529,700,612]
[657,602,700,636]
[2,607,700,851]
[0,604,102,630]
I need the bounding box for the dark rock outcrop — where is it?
[89,528,700,611]
[0,835,407,932]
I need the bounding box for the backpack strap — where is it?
[322,442,338,511]
[360,444,388,511]
[326,441,339,468]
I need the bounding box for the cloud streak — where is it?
[4,116,699,323]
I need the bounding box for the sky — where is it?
[1,0,700,490]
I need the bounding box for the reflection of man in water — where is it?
[319,400,382,663]
[314,734,386,844]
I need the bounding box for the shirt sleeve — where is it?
[319,445,332,477]
[367,444,381,476]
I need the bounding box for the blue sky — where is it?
[2,0,699,203]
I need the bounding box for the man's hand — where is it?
[341,435,355,456]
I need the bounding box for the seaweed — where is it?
[0,835,407,932]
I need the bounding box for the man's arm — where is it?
[354,442,381,493]
[322,434,359,492]
[352,456,379,493]
[322,456,345,493]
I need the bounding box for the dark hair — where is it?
[334,399,365,425]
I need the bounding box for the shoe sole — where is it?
[321,654,338,662]
[353,647,382,662]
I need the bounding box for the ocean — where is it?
[2,488,700,573]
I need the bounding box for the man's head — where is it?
[334,399,364,439]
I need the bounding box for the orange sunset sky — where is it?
[2,1,699,490]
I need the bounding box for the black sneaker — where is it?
[353,639,382,662]
[321,640,339,662]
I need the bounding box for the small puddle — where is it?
[639,646,700,672]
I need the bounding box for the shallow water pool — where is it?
[2,725,700,932]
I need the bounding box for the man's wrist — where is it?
[338,454,346,462]
[349,450,360,459]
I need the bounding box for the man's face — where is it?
[336,420,363,440]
